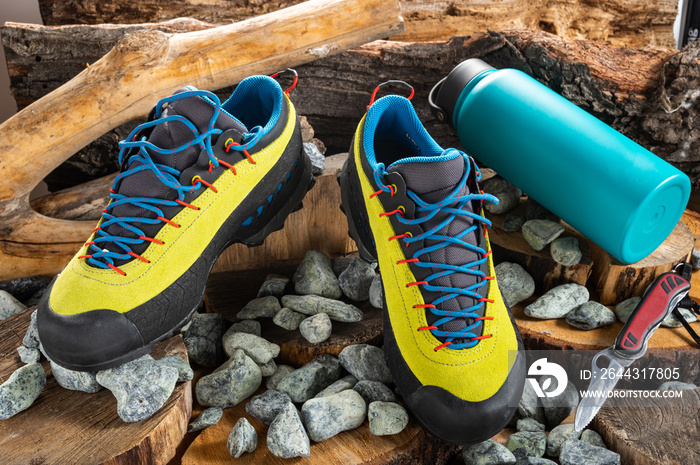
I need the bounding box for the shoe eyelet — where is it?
[398,205,405,214]
[390,184,398,196]
[191,175,202,186]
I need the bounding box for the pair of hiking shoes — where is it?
[37,72,525,445]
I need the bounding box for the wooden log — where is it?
[0,308,192,465]
[0,0,403,281]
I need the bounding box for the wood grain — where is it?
[0,309,192,465]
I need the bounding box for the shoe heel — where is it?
[337,158,378,264]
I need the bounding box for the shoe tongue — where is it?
[387,152,465,203]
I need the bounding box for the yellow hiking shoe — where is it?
[38,74,314,371]
[338,91,525,444]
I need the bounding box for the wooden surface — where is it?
[0,309,192,465]
[0,0,403,281]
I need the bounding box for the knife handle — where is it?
[615,272,690,357]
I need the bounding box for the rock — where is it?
[299,313,332,343]
[51,361,102,393]
[303,141,325,176]
[517,417,545,432]
[691,248,700,270]
[281,294,363,323]
[293,250,343,299]
[272,307,305,331]
[157,355,194,383]
[266,364,295,390]
[658,381,697,390]
[546,424,581,458]
[613,297,640,323]
[506,431,546,458]
[195,349,262,408]
[522,220,565,252]
[580,429,606,448]
[0,363,46,419]
[483,176,522,215]
[541,381,579,429]
[559,439,620,465]
[17,346,40,364]
[550,237,582,266]
[267,402,310,458]
[236,296,281,320]
[338,258,376,301]
[222,332,280,364]
[314,375,358,398]
[258,359,277,377]
[518,378,546,424]
[462,439,517,465]
[661,307,698,328]
[525,199,559,222]
[524,284,589,319]
[368,401,408,436]
[23,289,46,307]
[369,273,383,308]
[22,309,40,349]
[503,212,526,232]
[517,458,557,465]
[277,354,342,403]
[0,290,27,320]
[565,301,616,330]
[301,389,367,442]
[96,355,178,422]
[257,274,290,298]
[353,380,397,404]
[332,256,362,277]
[339,344,392,384]
[187,407,223,432]
[246,389,293,424]
[228,417,258,458]
[226,319,262,337]
[0,275,51,303]
[495,262,536,307]
[183,312,225,368]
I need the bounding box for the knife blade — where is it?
[574,270,691,431]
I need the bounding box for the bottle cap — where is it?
[429,58,495,126]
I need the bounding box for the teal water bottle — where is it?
[429,59,691,264]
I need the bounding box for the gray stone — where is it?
[522,220,565,252]
[157,355,194,383]
[524,284,589,319]
[293,250,343,299]
[541,381,579,429]
[526,199,559,222]
[332,256,364,277]
[299,313,332,343]
[222,331,280,364]
[228,417,258,458]
[226,320,262,337]
[546,424,581,458]
[518,378,546,424]
[506,431,546,458]
[281,294,363,323]
[353,380,397,404]
[0,363,46,420]
[183,313,225,368]
[303,141,325,176]
[658,381,697,390]
[246,389,293,424]
[258,359,277,377]
[517,458,557,465]
[580,429,606,448]
[51,361,102,393]
[301,389,367,442]
[565,301,616,330]
[462,439,517,465]
[503,213,526,232]
[195,349,262,408]
[315,375,358,398]
[257,273,290,298]
[495,262,536,307]
[338,258,376,301]
[22,309,40,349]
[559,439,620,465]
[267,402,311,458]
[96,355,178,422]
[368,401,408,436]
[550,237,582,267]
[277,353,342,403]
[17,346,40,364]
[483,176,522,215]
[266,364,295,390]
[236,296,281,320]
[0,275,51,303]
[273,307,305,330]
[339,344,392,384]
[187,407,223,432]
[517,418,545,432]
[614,297,640,324]
[369,274,383,309]
[0,290,27,320]
[661,307,698,328]
[691,248,700,270]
